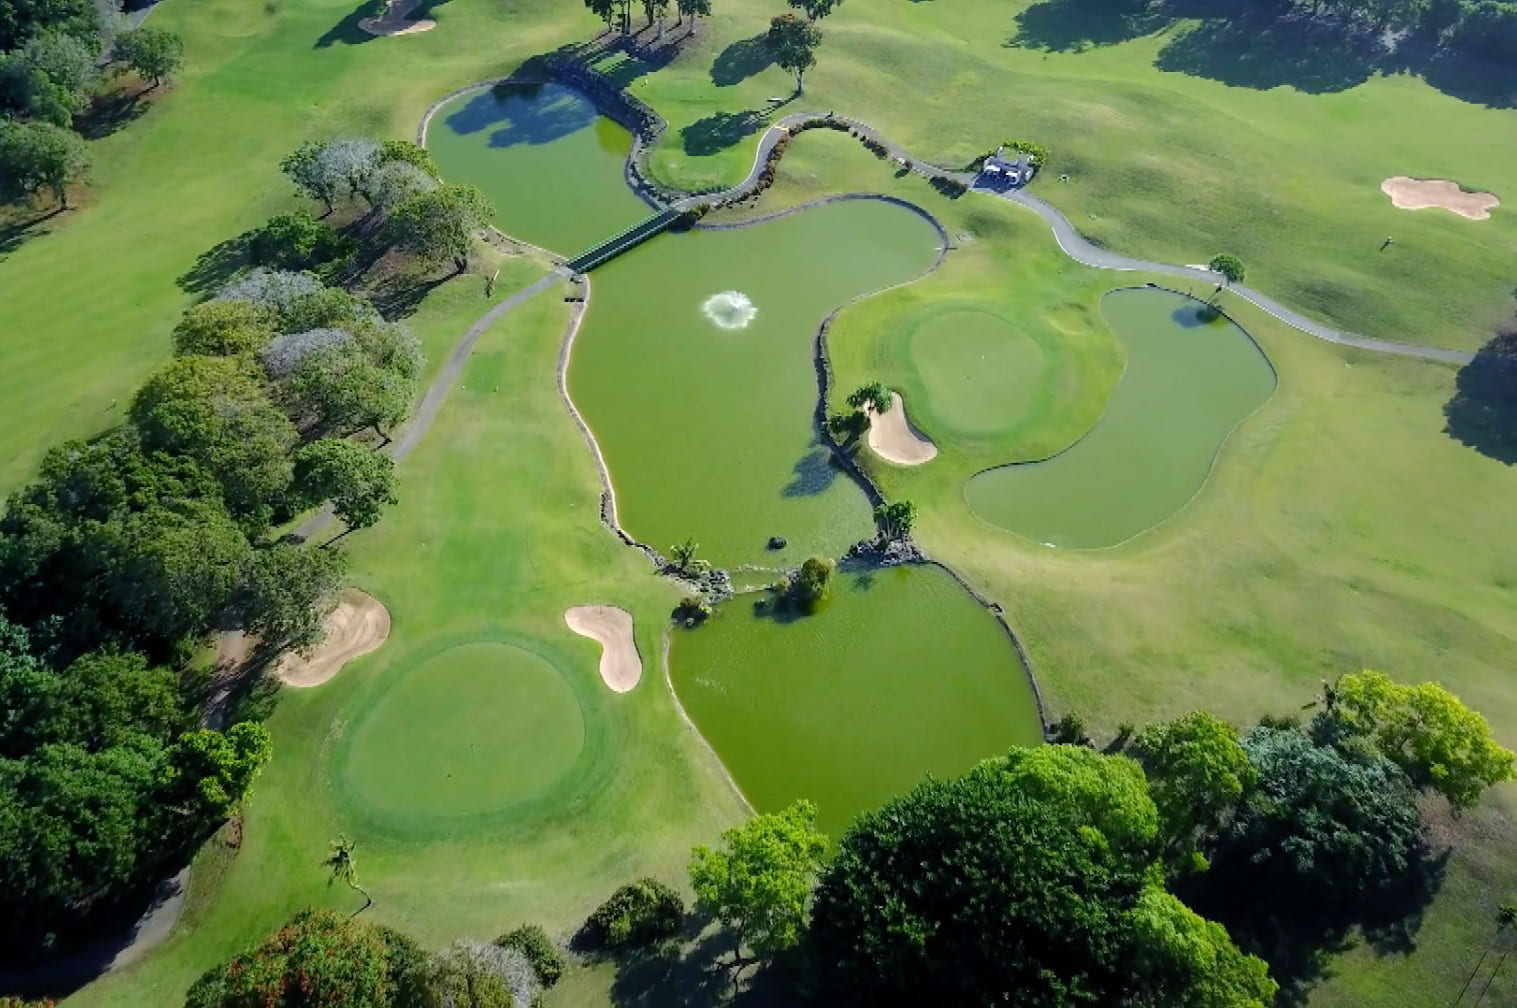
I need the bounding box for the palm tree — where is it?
[323,835,373,915]
[1453,903,1517,1006]
[670,538,699,572]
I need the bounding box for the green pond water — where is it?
[426,82,650,255]
[570,199,943,569]
[965,288,1275,549]
[670,563,1043,836]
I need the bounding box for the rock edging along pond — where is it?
[965,286,1277,550]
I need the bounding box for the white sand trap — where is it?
[359,0,436,35]
[565,606,642,692]
[1381,177,1498,220]
[276,589,391,688]
[867,393,938,466]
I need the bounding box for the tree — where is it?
[1318,670,1515,811]
[171,299,278,358]
[130,355,298,530]
[586,877,685,948]
[1130,711,1255,872]
[1208,254,1245,285]
[669,537,705,573]
[689,799,829,974]
[237,542,347,652]
[808,745,1273,1006]
[161,721,273,819]
[324,833,373,913]
[1209,725,1424,917]
[788,0,840,19]
[0,118,88,207]
[377,137,437,179]
[675,0,710,26]
[185,908,395,1007]
[250,210,354,272]
[640,0,668,27]
[873,499,916,539]
[18,28,99,118]
[845,381,892,415]
[1454,903,1517,1008]
[428,945,516,1007]
[284,339,416,437]
[0,0,99,52]
[111,25,183,88]
[767,14,822,94]
[792,556,834,604]
[584,0,617,28]
[388,183,495,274]
[294,439,398,531]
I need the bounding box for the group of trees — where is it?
[0,0,183,209]
[280,136,496,276]
[583,0,712,36]
[653,671,1512,1003]
[0,142,450,961]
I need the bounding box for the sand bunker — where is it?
[1381,177,1498,220]
[565,605,642,692]
[359,0,436,36]
[276,589,391,688]
[867,392,938,466]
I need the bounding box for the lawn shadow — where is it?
[177,230,256,297]
[1443,330,1517,465]
[606,923,801,1007]
[0,205,63,260]
[366,270,450,320]
[1009,0,1176,51]
[1381,46,1517,109]
[679,109,767,156]
[444,85,597,147]
[75,86,150,141]
[710,33,775,86]
[315,0,379,47]
[1153,12,1381,93]
[782,445,842,497]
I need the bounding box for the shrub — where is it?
[792,556,835,604]
[494,924,565,987]
[1049,711,1088,744]
[586,877,685,948]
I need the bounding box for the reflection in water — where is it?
[443,84,597,148]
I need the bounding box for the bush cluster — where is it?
[494,923,565,986]
[586,877,686,948]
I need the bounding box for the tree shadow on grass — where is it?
[606,924,801,1007]
[1382,46,1517,109]
[680,110,767,157]
[1009,0,1176,51]
[782,445,842,497]
[1153,12,1382,93]
[177,230,256,297]
[0,205,63,260]
[710,33,775,86]
[367,269,449,320]
[315,0,379,47]
[1444,330,1517,465]
[75,86,150,141]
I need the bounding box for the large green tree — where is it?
[388,183,495,274]
[1130,711,1255,872]
[766,14,822,93]
[294,438,398,531]
[808,746,1275,1006]
[1320,670,1515,810]
[237,542,347,652]
[111,25,183,88]
[0,117,88,206]
[689,799,829,973]
[171,299,278,358]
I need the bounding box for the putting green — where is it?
[965,288,1276,548]
[908,307,1049,438]
[337,642,585,823]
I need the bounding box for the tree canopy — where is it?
[808,745,1275,1006]
[111,25,184,88]
[294,438,398,530]
[1131,711,1255,872]
[767,14,822,92]
[1208,254,1245,284]
[0,117,87,206]
[388,183,495,274]
[689,799,829,969]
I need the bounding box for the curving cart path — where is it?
[684,111,1472,365]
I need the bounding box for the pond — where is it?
[569,199,943,569]
[669,563,1043,836]
[965,288,1276,549]
[425,82,651,255]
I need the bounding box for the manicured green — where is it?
[425,83,650,256]
[906,305,1050,440]
[337,642,587,825]
[965,288,1276,548]
[570,197,941,568]
[669,563,1042,836]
